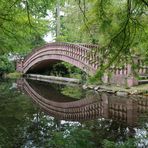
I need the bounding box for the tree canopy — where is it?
[0,0,147,72]
[0,0,56,54]
[56,0,148,66]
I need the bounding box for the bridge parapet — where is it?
[102,55,148,87]
[24,42,91,63]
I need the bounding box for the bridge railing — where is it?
[102,56,147,87]
[108,59,147,76]
[23,42,100,64]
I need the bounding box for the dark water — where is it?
[0,78,147,148]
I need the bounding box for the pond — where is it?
[0,78,147,148]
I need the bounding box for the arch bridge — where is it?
[16,42,148,86]
[16,42,99,75]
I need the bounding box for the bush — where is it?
[0,55,15,76]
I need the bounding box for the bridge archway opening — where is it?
[26,59,88,79]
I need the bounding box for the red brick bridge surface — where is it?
[17,78,148,126]
[16,42,148,87]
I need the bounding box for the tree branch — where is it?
[1,26,22,44]
[25,0,33,27]
[141,0,148,6]
[9,0,20,9]
[76,0,96,43]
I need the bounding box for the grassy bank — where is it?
[6,72,22,79]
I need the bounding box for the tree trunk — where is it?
[56,0,60,40]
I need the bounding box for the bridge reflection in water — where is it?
[17,78,148,126]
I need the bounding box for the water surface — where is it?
[0,78,147,148]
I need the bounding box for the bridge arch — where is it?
[16,42,99,75]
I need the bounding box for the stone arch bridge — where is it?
[16,42,147,86]
[16,42,99,75]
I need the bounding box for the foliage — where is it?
[45,62,69,77]
[0,55,15,75]
[103,139,136,148]
[87,69,104,84]
[0,79,37,147]
[0,0,147,77]
[61,85,85,99]
[0,0,52,55]
[45,62,87,81]
[0,80,148,147]
[53,0,148,74]
[49,128,95,148]
[0,0,57,74]
[1,0,147,78]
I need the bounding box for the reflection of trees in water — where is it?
[21,79,148,126]
[60,85,86,99]
[0,80,147,148]
[27,79,79,102]
[13,112,148,148]
[82,119,134,147]
[1,79,147,147]
[0,80,37,147]
[28,78,96,100]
